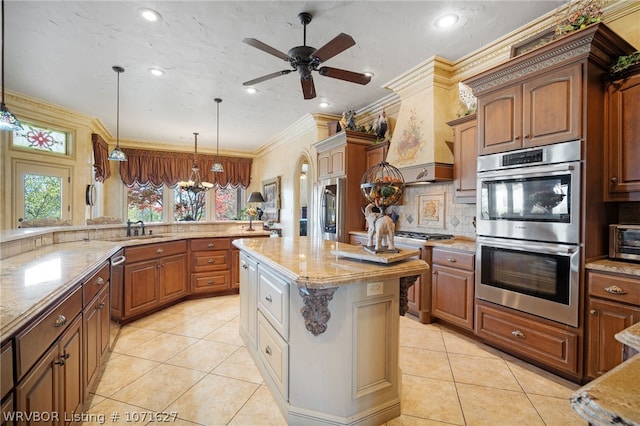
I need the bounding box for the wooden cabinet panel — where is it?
[59,316,83,424]
[586,297,640,379]
[476,302,579,375]
[448,115,477,203]
[190,251,228,272]
[83,285,110,392]
[159,254,188,302]
[588,271,640,305]
[432,248,474,271]
[365,141,389,170]
[432,248,475,330]
[191,271,231,294]
[82,262,109,307]
[16,344,58,426]
[190,238,231,251]
[478,85,522,155]
[125,241,186,264]
[1,343,13,401]
[605,68,640,201]
[1,393,14,426]
[124,259,159,317]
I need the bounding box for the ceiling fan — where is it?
[242,12,371,100]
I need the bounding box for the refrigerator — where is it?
[314,177,347,242]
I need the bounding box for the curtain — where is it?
[118,148,253,188]
[91,133,111,182]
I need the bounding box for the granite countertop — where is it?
[0,230,269,342]
[233,236,429,288]
[570,323,640,425]
[585,259,640,277]
[349,231,477,253]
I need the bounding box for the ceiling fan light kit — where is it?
[243,12,371,100]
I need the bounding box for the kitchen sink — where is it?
[104,234,169,242]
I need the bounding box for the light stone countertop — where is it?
[348,231,477,253]
[233,236,429,288]
[585,259,640,277]
[0,230,269,342]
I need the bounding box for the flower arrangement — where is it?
[246,207,258,218]
[556,0,603,36]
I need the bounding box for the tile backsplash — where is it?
[387,182,477,239]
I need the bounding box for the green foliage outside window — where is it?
[127,182,163,222]
[23,174,62,220]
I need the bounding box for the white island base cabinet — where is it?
[239,252,405,426]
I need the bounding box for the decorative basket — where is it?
[360,162,405,210]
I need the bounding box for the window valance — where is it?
[91,134,111,182]
[118,148,253,188]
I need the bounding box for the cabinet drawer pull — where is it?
[524,134,530,139]
[98,303,105,310]
[208,279,214,284]
[61,353,70,360]
[265,295,272,302]
[208,243,215,248]
[265,346,272,356]
[208,259,215,264]
[242,264,248,269]
[511,330,525,339]
[604,285,627,295]
[446,258,457,263]
[54,315,67,328]
[54,359,65,366]
[96,277,105,285]
[156,248,164,254]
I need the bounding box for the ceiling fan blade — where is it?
[243,38,290,61]
[243,70,293,86]
[312,33,356,63]
[318,67,371,85]
[301,76,316,100]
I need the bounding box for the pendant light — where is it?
[108,66,127,161]
[178,132,214,193]
[211,98,224,172]
[0,0,22,131]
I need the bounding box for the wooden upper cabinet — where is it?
[448,115,477,203]
[365,141,390,170]
[318,145,346,178]
[477,64,582,156]
[605,66,640,201]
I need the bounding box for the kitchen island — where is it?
[233,237,429,426]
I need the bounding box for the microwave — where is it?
[610,225,640,262]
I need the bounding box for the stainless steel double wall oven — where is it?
[476,140,582,327]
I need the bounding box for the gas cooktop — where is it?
[394,231,454,241]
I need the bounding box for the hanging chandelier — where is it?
[107,66,127,161]
[0,0,22,131]
[211,98,224,172]
[178,132,214,193]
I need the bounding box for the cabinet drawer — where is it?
[16,287,82,380]
[258,266,289,339]
[191,271,231,293]
[190,238,231,251]
[433,248,475,271]
[476,303,579,374]
[125,240,187,263]
[1,342,13,400]
[83,262,110,306]
[191,251,229,272]
[588,271,640,305]
[257,312,288,399]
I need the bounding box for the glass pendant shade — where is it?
[211,98,224,172]
[178,132,214,193]
[1,0,22,132]
[108,66,127,161]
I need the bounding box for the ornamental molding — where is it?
[399,275,419,316]
[299,286,338,336]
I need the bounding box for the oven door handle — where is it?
[478,163,576,180]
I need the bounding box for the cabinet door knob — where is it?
[54,315,67,328]
[590,309,598,315]
[96,277,105,285]
[61,353,70,360]
[524,134,530,139]
[265,346,272,356]
[515,136,520,141]
[208,243,215,248]
[98,303,105,310]
[511,330,525,339]
[156,248,164,254]
[604,285,627,295]
[610,177,618,184]
[265,295,272,302]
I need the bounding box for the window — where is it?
[14,162,71,224]
[12,122,69,155]
[174,188,206,221]
[127,182,164,222]
[215,186,245,220]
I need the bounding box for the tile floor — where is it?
[85,295,587,426]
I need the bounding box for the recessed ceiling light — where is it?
[246,87,258,94]
[138,8,162,22]
[319,101,330,108]
[435,13,459,29]
[149,68,165,77]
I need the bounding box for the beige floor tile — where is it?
[388,414,457,425]
[227,384,286,425]
[507,359,580,398]
[400,326,446,352]
[84,398,157,426]
[441,327,503,359]
[212,346,264,384]
[109,364,206,412]
[165,339,239,372]
[400,347,453,381]
[166,316,228,339]
[528,394,588,426]
[203,322,245,346]
[456,382,544,426]
[147,417,202,426]
[166,374,259,425]
[399,315,437,330]
[121,333,199,362]
[112,326,163,354]
[127,310,190,332]
[93,354,161,397]
[448,353,522,391]
[199,302,240,321]
[401,374,464,425]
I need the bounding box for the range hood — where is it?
[383,56,454,184]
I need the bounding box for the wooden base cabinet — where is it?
[83,285,110,392]
[585,270,640,379]
[189,238,232,294]
[431,248,475,330]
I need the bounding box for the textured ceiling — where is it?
[5,1,567,153]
